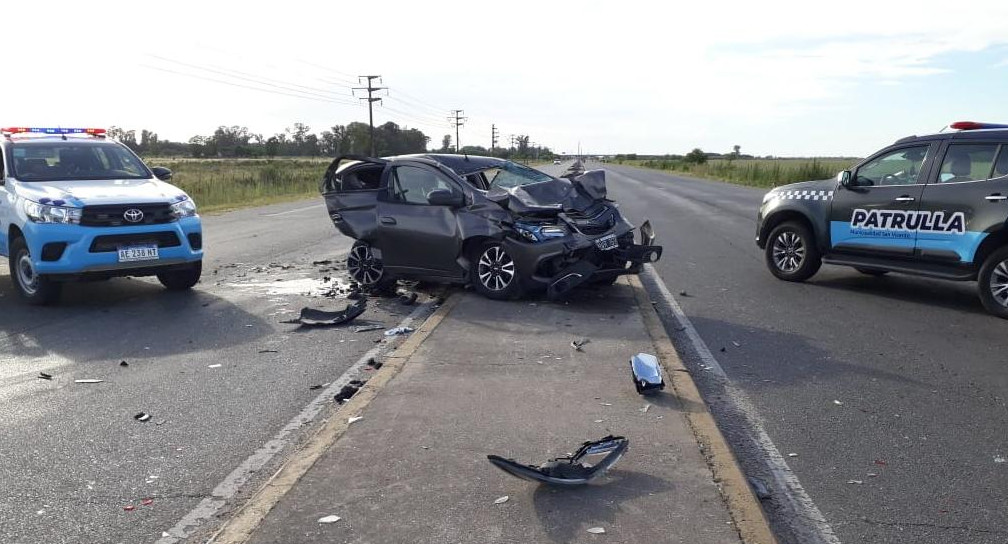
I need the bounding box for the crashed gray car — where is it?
[320,154,661,300]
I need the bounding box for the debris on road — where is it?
[846,480,864,485]
[748,477,771,500]
[309,383,330,391]
[75,379,103,384]
[571,338,590,351]
[134,412,152,422]
[874,459,887,466]
[258,349,279,354]
[119,360,129,367]
[347,416,363,425]
[297,300,367,327]
[731,341,741,347]
[141,498,154,506]
[640,404,652,414]
[630,353,665,394]
[398,291,418,305]
[787,453,799,458]
[208,364,222,369]
[123,505,135,511]
[366,358,383,370]
[353,325,384,333]
[679,291,690,297]
[494,495,510,505]
[833,400,843,406]
[488,435,628,486]
[318,515,341,523]
[334,384,360,404]
[587,527,606,534]
[995,455,1006,464]
[384,326,414,336]
[38,372,53,380]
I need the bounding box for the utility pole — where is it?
[448,109,466,153]
[353,75,386,156]
[491,124,499,152]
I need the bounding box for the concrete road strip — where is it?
[154,299,442,544]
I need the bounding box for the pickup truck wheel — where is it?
[347,241,396,293]
[765,221,821,282]
[855,267,889,276]
[157,261,202,290]
[9,237,61,305]
[977,246,1008,319]
[472,242,523,300]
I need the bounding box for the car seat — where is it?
[946,152,973,183]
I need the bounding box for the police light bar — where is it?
[949,121,1008,131]
[1,127,107,136]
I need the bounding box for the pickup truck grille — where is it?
[89,232,181,253]
[81,204,174,227]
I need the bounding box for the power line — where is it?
[353,75,387,156]
[138,64,355,106]
[449,110,466,153]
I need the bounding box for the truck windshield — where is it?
[11,142,151,182]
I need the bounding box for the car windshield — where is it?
[11,142,151,181]
[484,161,554,190]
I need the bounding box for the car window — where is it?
[994,146,1008,179]
[937,144,1000,183]
[855,145,930,186]
[389,165,457,205]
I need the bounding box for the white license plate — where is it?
[117,244,159,262]
[595,234,618,251]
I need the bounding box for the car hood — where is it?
[14,178,187,207]
[485,169,608,216]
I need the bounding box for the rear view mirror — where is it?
[837,170,851,187]
[151,166,172,181]
[427,188,464,207]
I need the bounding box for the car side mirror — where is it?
[837,170,852,187]
[151,166,172,181]
[427,188,464,207]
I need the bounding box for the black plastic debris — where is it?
[353,325,383,333]
[312,259,332,266]
[488,435,628,486]
[748,477,771,501]
[571,338,590,351]
[398,292,418,305]
[679,291,690,297]
[349,379,367,387]
[134,412,152,422]
[334,384,359,404]
[297,299,367,327]
[258,349,279,354]
[119,360,129,367]
[366,358,383,370]
[347,291,366,300]
[38,372,53,380]
[630,353,665,394]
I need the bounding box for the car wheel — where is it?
[855,267,889,276]
[471,242,523,300]
[9,236,61,305]
[765,221,821,282]
[977,246,1008,319]
[157,261,202,290]
[347,241,396,293]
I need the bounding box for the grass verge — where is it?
[615,158,858,188]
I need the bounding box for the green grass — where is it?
[617,158,859,188]
[143,157,329,213]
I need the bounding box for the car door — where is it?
[915,141,1008,266]
[829,143,936,257]
[376,163,465,278]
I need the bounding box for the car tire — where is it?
[157,261,202,290]
[977,246,1008,319]
[855,267,889,276]
[347,241,396,294]
[765,221,821,282]
[471,241,524,300]
[9,236,62,305]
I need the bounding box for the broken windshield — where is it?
[485,161,554,190]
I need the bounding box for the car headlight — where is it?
[514,222,568,242]
[170,197,198,219]
[22,199,82,224]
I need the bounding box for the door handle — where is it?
[986,194,1008,202]
[380,216,397,225]
[894,196,915,202]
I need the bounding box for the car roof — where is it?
[391,153,509,176]
[895,128,1008,145]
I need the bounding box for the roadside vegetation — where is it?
[145,157,327,213]
[614,157,857,188]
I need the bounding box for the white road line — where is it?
[154,302,435,544]
[262,204,322,217]
[642,264,841,544]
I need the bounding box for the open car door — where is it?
[320,155,387,241]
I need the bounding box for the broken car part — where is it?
[297,299,366,327]
[134,412,151,422]
[384,326,414,336]
[334,384,359,404]
[487,435,629,486]
[630,353,665,394]
[38,372,53,380]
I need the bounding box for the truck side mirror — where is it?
[151,166,172,181]
[837,170,852,187]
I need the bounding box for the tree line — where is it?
[108,123,554,160]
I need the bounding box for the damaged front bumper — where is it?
[505,220,663,299]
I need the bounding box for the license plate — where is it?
[117,244,159,262]
[594,234,618,251]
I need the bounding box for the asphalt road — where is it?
[0,200,427,544]
[595,162,1008,544]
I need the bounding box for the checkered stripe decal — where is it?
[773,190,834,201]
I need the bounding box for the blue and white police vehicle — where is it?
[0,127,203,304]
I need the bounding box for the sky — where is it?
[7,0,1008,157]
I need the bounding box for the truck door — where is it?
[916,142,1008,266]
[376,164,464,278]
[828,143,935,257]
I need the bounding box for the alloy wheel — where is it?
[772,231,805,273]
[989,259,1008,308]
[347,244,383,286]
[477,246,515,291]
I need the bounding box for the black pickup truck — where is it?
[320,153,661,300]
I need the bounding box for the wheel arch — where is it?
[973,226,1008,278]
[760,209,824,251]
